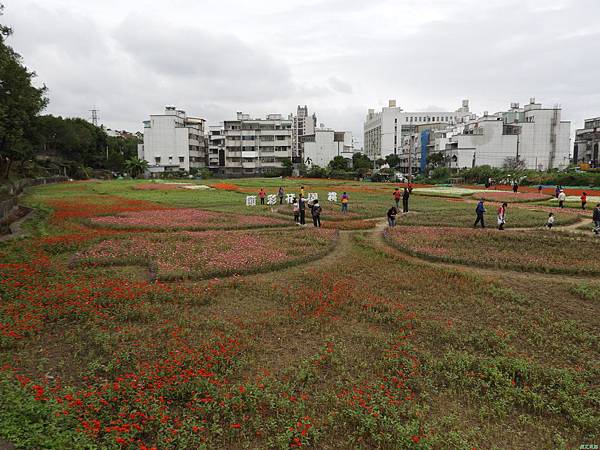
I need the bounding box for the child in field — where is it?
[546,213,555,229]
[341,192,349,213]
[497,202,507,230]
[581,192,587,210]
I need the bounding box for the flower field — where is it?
[74,228,338,280]
[0,179,598,449]
[384,226,600,274]
[89,208,290,231]
[471,191,552,202]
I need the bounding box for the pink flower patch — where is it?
[90,209,288,230]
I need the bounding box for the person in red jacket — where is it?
[581,192,587,210]
[258,188,266,205]
[393,188,401,208]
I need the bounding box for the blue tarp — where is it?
[420,130,430,174]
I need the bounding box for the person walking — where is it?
[393,188,401,208]
[387,206,398,227]
[497,202,507,230]
[512,181,519,193]
[593,203,600,235]
[546,213,555,229]
[278,186,285,204]
[580,192,587,210]
[292,197,300,224]
[259,188,266,205]
[298,195,307,225]
[558,190,566,208]
[538,185,543,194]
[474,199,486,228]
[402,187,410,213]
[341,192,349,213]
[300,186,305,198]
[555,185,561,198]
[311,199,322,227]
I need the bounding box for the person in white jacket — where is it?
[558,190,567,208]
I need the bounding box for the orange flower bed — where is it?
[48,196,168,222]
[212,182,241,191]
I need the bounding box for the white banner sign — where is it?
[246,195,257,206]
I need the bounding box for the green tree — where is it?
[281,158,293,176]
[0,3,48,178]
[352,152,372,170]
[328,155,350,171]
[385,154,400,168]
[124,157,148,178]
[426,152,446,169]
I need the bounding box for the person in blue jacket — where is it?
[474,199,486,228]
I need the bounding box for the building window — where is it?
[179,157,184,163]
[155,157,161,164]
[394,118,397,123]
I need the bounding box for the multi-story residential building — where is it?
[364,99,472,160]
[223,112,292,177]
[573,117,600,167]
[420,99,571,172]
[208,125,226,175]
[398,123,451,175]
[301,127,353,168]
[138,106,207,174]
[291,105,317,163]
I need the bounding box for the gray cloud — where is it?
[2,0,600,145]
[329,76,353,94]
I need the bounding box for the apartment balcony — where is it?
[241,151,258,159]
[264,130,291,137]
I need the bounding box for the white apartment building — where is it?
[138,106,207,174]
[440,99,571,171]
[364,99,472,160]
[208,125,225,175]
[302,127,353,168]
[291,105,317,162]
[573,117,600,167]
[223,112,292,177]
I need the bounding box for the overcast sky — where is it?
[3,0,600,147]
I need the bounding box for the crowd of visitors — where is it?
[253,182,599,233]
